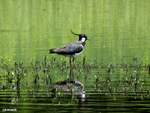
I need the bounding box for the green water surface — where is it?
[0,0,150,64]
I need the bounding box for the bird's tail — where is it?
[49,48,56,54]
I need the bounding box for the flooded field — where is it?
[1,91,150,113]
[0,57,150,113]
[1,0,150,112]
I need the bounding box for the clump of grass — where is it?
[14,62,25,97]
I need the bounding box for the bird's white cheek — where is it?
[81,38,86,42]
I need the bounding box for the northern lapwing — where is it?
[49,31,88,57]
[49,31,88,80]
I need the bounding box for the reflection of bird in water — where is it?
[52,80,85,100]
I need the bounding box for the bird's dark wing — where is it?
[65,43,83,54]
[50,43,83,55]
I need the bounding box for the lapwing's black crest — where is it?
[49,31,88,56]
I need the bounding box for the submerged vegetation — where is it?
[0,56,150,97]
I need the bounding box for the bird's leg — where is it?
[72,57,75,69]
[69,57,73,81]
[68,57,76,81]
[72,57,75,80]
[69,56,72,68]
